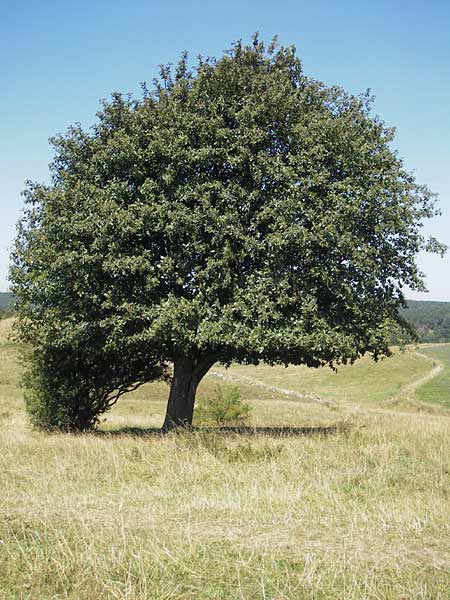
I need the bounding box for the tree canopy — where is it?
[10,35,444,431]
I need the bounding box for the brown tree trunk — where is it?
[161,354,215,433]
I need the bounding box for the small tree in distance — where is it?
[10,35,444,431]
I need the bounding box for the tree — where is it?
[10,35,444,431]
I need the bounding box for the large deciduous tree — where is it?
[10,36,444,431]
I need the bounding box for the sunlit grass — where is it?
[1,317,450,598]
[211,349,432,405]
[416,344,450,408]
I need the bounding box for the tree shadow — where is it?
[95,425,339,438]
[219,425,338,436]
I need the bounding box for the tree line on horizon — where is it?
[398,300,450,343]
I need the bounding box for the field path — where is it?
[207,369,337,407]
[396,350,444,400]
[208,347,446,412]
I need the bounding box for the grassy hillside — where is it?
[1,317,450,598]
[415,344,450,409]
[211,351,431,405]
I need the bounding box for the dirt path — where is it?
[207,369,337,407]
[207,348,445,413]
[396,350,444,401]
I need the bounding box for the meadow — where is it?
[1,317,450,599]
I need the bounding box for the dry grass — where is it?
[210,349,432,406]
[1,318,450,598]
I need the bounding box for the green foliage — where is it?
[10,35,444,430]
[20,333,167,431]
[22,350,145,432]
[0,292,13,311]
[400,300,450,343]
[195,385,251,427]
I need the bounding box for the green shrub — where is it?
[195,385,252,427]
[20,335,166,432]
[22,346,113,432]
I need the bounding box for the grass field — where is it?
[211,350,433,404]
[415,345,450,409]
[1,318,450,599]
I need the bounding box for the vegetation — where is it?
[194,385,252,427]
[415,344,450,408]
[0,292,14,319]
[1,319,450,598]
[4,290,450,340]
[212,348,432,405]
[400,300,450,343]
[10,35,444,432]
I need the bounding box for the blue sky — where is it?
[1,0,449,298]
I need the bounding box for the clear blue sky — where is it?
[1,0,449,298]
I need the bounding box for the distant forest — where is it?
[1,292,450,342]
[0,292,14,315]
[399,300,450,343]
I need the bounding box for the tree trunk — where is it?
[161,354,215,433]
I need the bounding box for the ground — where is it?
[1,317,449,599]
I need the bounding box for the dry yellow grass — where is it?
[1,318,450,598]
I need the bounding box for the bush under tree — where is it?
[195,385,252,428]
[10,35,444,431]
